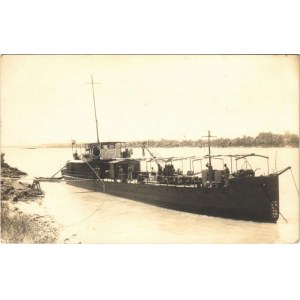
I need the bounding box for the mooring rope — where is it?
[279,211,288,223]
[84,161,106,192]
[62,201,105,228]
[290,168,299,195]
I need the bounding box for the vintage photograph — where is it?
[1,55,299,243]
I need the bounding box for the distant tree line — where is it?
[128,132,299,148]
[37,132,298,148]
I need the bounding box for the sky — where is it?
[1,55,299,146]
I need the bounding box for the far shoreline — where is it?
[2,131,299,149]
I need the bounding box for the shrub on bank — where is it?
[1,201,58,244]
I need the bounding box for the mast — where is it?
[87,75,101,144]
[202,130,216,167]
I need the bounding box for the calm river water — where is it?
[2,146,299,243]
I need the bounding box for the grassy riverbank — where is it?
[1,155,59,243]
[1,201,58,243]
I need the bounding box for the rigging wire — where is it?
[50,165,66,179]
[276,167,298,224]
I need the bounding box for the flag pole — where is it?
[71,139,76,157]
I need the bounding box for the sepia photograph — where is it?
[1,54,299,244]
[1,2,300,300]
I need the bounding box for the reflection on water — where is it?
[2,147,299,243]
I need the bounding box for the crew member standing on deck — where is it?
[206,163,214,182]
[127,165,133,182]
[73,150,80,160]
[118,165,124,181]
[224,164,230,187]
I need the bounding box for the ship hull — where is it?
[63,174,279,222]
